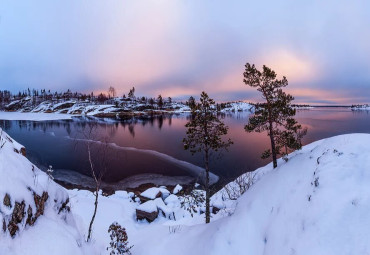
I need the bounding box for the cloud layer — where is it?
[0,0,369,104]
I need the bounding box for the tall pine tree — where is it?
[243,63,306,168]
[183,92,233,223]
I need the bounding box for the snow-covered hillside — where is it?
[142,133,370,255]
[2,98,253,119]
[0,129,88,254]
[1,130,370,254]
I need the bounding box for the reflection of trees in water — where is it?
[0,120,12,131]
[352,109,370,115]
[0,114,187,139]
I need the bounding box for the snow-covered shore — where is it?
[1,98,253,120]
[1,130,370,254]
[351,104,370,111]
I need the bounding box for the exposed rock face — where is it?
[136,209,158,222]
[20,147,26,156]
[26,192,49,226]
[7,201,26,236]
[3,193,11,207]
[2,191,52,237]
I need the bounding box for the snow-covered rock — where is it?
[136,201,159,222]
[221,101,253,112]
[140,187,170,200]
[172,184,183,194]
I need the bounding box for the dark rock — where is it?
[8,222,18,237]
[58,198,70,214]
[136,209,158,222]
[212,206,221,214]
[33,192,49,219]
[26,205,34,226]
[2,219,6,232]
[20,147,26,156]
[12,201,25,223]
[102,187,115,197]
[26,191,49,227]
[3,193,11,208]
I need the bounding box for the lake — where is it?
[1,107,369,188]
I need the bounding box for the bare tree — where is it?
[108,86,117,99]
[77,124,110,242]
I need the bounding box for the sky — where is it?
[0,0,369,105]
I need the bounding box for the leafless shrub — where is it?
[168,225,182,234]
[180,189,205,217]
[222,172,257,201]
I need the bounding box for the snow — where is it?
[137,201,158,213]
[221,102,253,112]
[2,129,370,254]
[164,194,180,206]
[173,184,183,194]
[0,111,73,121]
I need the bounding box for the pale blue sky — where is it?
[0,0,369,104]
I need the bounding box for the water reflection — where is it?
[0,108,369,186]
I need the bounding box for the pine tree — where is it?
[243,63,306,168]
[157,94,164,109]
[187,96,196,110]
[128,87,135,99]
[183,92,233,223]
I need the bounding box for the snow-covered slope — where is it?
[0,129,87,254]
[127,134,370,255]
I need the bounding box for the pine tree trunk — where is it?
[269,120,278,168]
[87,190,99,242]
[205,149,210,224]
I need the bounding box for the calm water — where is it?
[1,108,370,186]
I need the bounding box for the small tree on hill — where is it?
[183,91,233,223]
[157,94,164,109]
[243,63,306,168]
[128,87,135,99]
[187,96,196,110]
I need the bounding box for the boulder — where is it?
[140,187,170,202]
[136,201,158,222]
